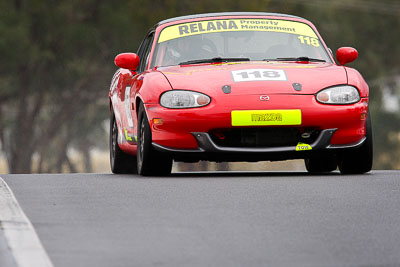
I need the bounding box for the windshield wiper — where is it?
[179,57,250,65]
[264,57,326,62]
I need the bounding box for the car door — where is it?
[121,31,155,145]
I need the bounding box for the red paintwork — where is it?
[161,62,367,97]
[336,47,358,65]
[109,13,370,158]
[114,53,140,71]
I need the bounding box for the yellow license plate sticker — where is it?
[231,110,302,126]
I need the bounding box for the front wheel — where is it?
[338,112,373,174]
[137,103,172,176]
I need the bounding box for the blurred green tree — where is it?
[0,0,140,173]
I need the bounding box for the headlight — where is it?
[160,90,211,108]
[316,85,360,104]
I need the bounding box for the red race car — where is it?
[109,12,372,176]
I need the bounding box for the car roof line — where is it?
[155,12,304,26]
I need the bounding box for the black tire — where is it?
[338,112,373,174]
[305,156,337,173]
[137,103,172,176]
[110,107,138,174]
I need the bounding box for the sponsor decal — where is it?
[124,86,134,128]
[231,109,301,126]
[124,129,133,142]
[158,19,318,43]
[251,112,282,122]
[296,142,312,151]
[124,129,137,143]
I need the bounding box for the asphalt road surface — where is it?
[2,171,400,267]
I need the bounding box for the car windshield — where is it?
[151,18,332,67]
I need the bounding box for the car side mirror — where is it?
[114,53,140,71]
[336,47,358,65]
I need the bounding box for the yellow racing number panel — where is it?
[158,19,318,43]
[231,110,302,126]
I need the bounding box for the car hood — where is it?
[158,61,347,95]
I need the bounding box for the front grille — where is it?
[209,127,320,148]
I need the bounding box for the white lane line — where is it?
[0,177,54,267]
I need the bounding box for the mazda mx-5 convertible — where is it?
[109,12,372,176]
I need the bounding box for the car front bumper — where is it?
[152,129,366,162]
[144,94,369,161]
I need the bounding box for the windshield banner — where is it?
[158,19,318,43]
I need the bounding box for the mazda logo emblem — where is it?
[260,95,270,101]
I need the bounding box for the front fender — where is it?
[135,70,173,108]
[345,67,369,98]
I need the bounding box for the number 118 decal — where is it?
[231,69,287,82]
